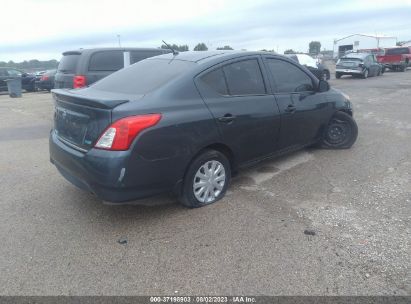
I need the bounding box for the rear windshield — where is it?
[340,57,363,62]
[386,48,409,55]
[91,58,195,94]
[58,54,80,73]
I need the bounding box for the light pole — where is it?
[117,34,121,47]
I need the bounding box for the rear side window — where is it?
[200,68,228,95]
[223,59,266,95]
[88,51,123,71]
[130,51,163,64]
[267,59,314,93]
[91,59,195,94]
[58,54,80,73]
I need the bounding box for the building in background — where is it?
[333,34,397,58]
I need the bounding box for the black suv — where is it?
[54,48,171,89]
[0,67,36,92]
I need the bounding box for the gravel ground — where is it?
[0,70,410,296]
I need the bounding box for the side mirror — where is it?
[318,79,330,92]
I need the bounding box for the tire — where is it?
[377,68,382,76]
[335,72,342,79]
[321,112,358,149]
[362,68,369,79]
[179,149,231,208]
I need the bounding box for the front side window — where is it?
[266,59,314,93]
[89,51,123,71]
[223,59,266,95]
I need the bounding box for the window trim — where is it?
[197,56,270,98]
[263,56,317,94]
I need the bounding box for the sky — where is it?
[1,0,411,62]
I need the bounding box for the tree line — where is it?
[160,43,234,51]
[0,59,59,70]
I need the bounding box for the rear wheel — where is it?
[179,150,231,208]
[321,112,358,149]
[362,68,369,79]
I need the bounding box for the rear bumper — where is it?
[335,68,363,75]
[35,80,53,90]
[49,130,179,203]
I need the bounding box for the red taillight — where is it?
[41,75,49,81]
[94,114,162,151]
[73,75,86,88]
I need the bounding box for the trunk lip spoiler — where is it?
[51,89,129,109]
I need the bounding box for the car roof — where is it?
[62,47,169,55]
[147,50,278,64]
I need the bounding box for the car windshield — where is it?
[91,58,196,95]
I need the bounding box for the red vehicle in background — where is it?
[376,47,411,72]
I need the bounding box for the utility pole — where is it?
[117,34,121,47]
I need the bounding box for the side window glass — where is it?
[267,59,314,93]
[89,51,123,71]
[223,59,266,95]
[130,51,162,64]
[200,68,228,95]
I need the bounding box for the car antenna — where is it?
[162,40,179,56]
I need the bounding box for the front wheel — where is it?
[179,149,231,208]
[335,72,342,79]
[321,112,358,149]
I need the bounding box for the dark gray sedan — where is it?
[50,51,357,208]
[336,53,384,79]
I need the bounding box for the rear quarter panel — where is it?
[111,77,221,188]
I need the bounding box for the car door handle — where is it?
[217,114,236,123]
[284,105,296,113]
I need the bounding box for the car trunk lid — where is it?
[52,89,133,151]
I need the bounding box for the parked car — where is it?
[54,48,171,89]
[285,53,330,80]
[35,69,57,91]
[336,53,383,79]
[50,51,357,208]
[377,47,411,72]
[0,67,36,92]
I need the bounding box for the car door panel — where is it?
[263,56,333,150]
[195,57,281,165]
